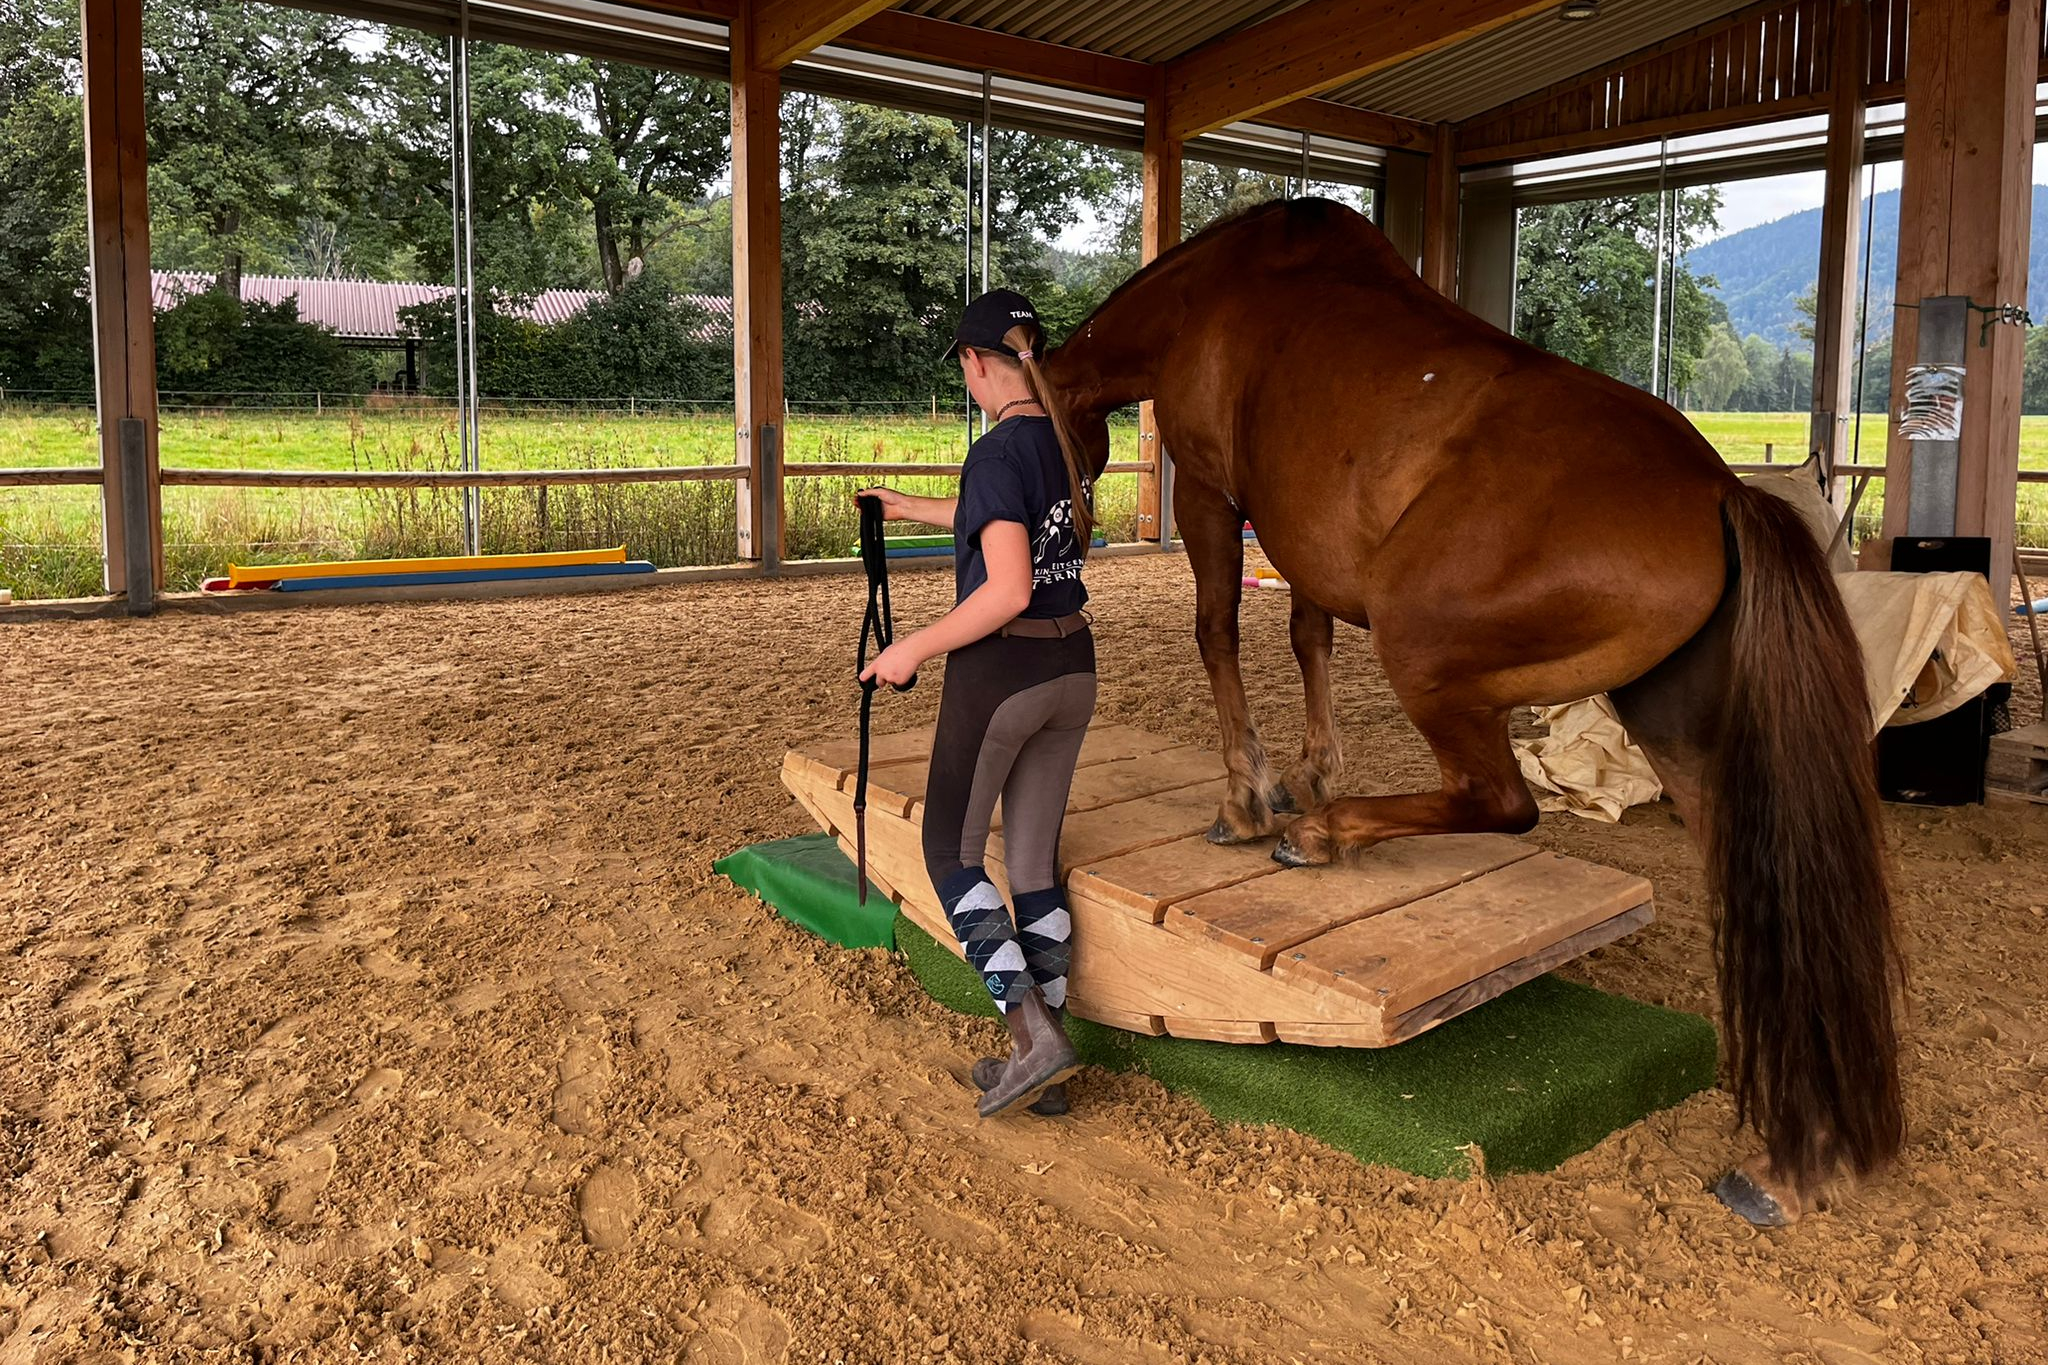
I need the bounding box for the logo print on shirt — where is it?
[1032,500,1084,584]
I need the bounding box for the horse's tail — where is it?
[1707,483,1903,1192]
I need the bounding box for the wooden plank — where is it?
[807,725,939,783]
[1164,1019,1278,1044]
[1169,835,1538,968]
[1383,904,1654,1044]
[1164,0,1558,140]
[1254,98,1436,153]
[1067,834,1285,923]
[848,727,1200,819]
[1275,853,1652,1017]
[730,25,784,567]
[811,723,1171,789]
[159,466,749,488]
[753,0,897,69]
[836,10,1154,99]
[1004,779,1228,868]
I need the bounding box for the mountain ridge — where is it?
[1682,185,2048,348]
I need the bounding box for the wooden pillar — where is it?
[731,17,784,570]
[1380,149,1427,272]
[1460,175,1517,330]
[1882,0,2038,578]
[1809,0,1867,488]
[80,0,161,603]
[1420,123,1459,298]
[1136,93,1181,544]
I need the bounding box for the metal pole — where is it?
[446,34,470,550]
[963,118,973,447]
[1647,138,1667,397]
[456,3,482,556]
[1298,129,1311,198]
[978,71,992,439]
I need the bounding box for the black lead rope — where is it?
[854,495,913,904]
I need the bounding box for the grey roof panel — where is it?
[1321,0,1755,123]
[896,0,1311,64]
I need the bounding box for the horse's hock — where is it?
[783,725,1654,1046]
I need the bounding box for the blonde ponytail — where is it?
[1004,322,1095,554]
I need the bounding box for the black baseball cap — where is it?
[941,288,1041,362]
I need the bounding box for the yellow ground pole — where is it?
[226,547,627,586]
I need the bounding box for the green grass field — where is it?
[4,404,2045,600]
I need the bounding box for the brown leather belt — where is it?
[997,610,1091,639]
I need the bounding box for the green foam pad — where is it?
[720,835,1717,1177]
[715,833,898,950]
[895,918,1716,1179]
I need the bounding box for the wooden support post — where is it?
[80,0,161,603]
[731,18,784,570]
[1379,149,1427,273]
[1421,124,1459,298]
[1459,176,1517,330]
[1136,94,1182,545]
[1882,0,2038,578]
[1810,0,1866,490]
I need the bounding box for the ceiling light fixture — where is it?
[1559,0,1599,18]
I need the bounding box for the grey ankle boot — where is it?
[977,991,1078,1118]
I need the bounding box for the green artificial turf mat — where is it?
[721,835,1718,1177]
[715,833,898,950]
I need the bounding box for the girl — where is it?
[857,288,1097,1118]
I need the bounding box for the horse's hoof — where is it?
[1714,1169,1792,1227]
[1206,818,1258,846]
[1271,837,1313,868]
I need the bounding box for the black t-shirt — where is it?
[953,415,1089,619]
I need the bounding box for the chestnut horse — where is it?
[1034,198,1901,1226]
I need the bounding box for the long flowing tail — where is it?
[1708,484,1904,1193]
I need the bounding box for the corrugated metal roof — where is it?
[895,0,1311,65]
[1323,0,1753,123]
[150,272,734,342]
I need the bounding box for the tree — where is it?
[0,0,92,390]
[144,4,400,294]
[1692,324,1750,410]
[1513,188,1726,398]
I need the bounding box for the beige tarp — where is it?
[1512,468,2017,821]
[1514,694,1664,822]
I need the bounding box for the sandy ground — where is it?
[1,553,2045,1365]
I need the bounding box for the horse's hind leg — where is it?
[1176,479,1287,843]
[1274,699,1536,865]
[1274,594,1341,813]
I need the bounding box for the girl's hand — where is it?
[859,639,922,688]
[856,487,911,519]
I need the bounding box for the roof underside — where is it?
[1326,0,1758,122]
[896,0,1311,66]
[893,0,1753,127]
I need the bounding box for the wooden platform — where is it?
[1988,721,2048,806]
[783,725,1655,1047]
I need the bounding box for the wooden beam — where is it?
[1457,92,1829,166]
[836,11,1155,98]
[1809,0,1866,488]
[79,0,160,602]
[751,0,896,70]
[1421,123,1459,297]
[1165,0,1557,141]
[731,17,784,567]
[1136,94,1182,546]
[1254,98,1436,153]
[1881,0,2038,579]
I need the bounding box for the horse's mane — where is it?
[1064,196,1366,338]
